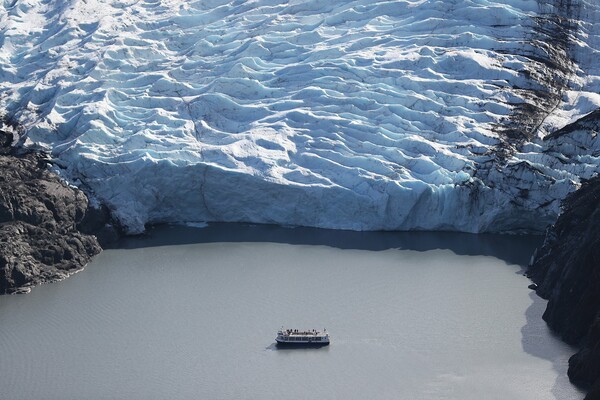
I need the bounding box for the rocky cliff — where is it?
[0,130,117,294]
[528,165,600,398]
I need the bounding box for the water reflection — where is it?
[115,222,543,268]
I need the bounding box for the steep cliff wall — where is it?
[528,135,600,398]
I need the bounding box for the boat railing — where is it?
[279,329,328,337]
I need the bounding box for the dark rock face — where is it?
[528,174,600,397]
[0,130,117,294]
[493,0,579,155]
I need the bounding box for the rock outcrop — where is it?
[0,130,117,294]
[528,174,600,399]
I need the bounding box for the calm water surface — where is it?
[0,224,583,400]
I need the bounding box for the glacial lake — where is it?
[0,224,583,400]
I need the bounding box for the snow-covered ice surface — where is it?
[1,0,600,234]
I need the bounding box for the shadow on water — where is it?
[522,292,584,399]
[112,222,543,268]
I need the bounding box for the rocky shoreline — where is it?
[528,175,600,399]
[0,130,118,294]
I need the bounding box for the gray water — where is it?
[0,224,583,400]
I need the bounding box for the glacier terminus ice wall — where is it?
[1,0,599,234]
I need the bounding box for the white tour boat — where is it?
[276,328,330,346]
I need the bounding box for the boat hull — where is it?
[275,340,329,348]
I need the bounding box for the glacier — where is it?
[1,0,599,234]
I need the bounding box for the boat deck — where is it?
[280,329,325,337]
